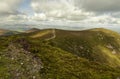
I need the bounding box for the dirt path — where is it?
[46,29,56,40]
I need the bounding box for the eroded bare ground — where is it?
[0,43,43,79]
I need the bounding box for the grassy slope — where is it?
[51,29,120,67]
[0,28,120,79]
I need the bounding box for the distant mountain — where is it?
[0,29,8,35]
[0,28,120,79]
[0,29,20,36]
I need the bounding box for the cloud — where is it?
[0,14,28,24]
[0,0,24,16]
[0,0,28,26]
[30,0,120,25]
[31,0,75,13]
[31,0,120,16]
[0,0,120,30]
[31,0,94,21]
[31,13,47,21]
[82,14,120,24]
[76,0,120,12]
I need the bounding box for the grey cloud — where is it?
[75,0,120,12]
[0,0,24,16]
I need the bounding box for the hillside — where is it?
[51,28,120,67]
[0,28,120,79]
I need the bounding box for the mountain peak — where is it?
[25,28,40,33]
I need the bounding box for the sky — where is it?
[0,0,120,31]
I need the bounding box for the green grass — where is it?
[0,28,120,79]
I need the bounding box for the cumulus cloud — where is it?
[31,0,94,21]
[0,0,120,29]
[30,0,120,24]
[31,0,75,13]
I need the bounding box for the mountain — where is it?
[55,28,120,66]
[0,28,120,79]
[0,29,11,35]
[25,28,40,33]
[0,29,19,36]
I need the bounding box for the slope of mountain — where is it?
[0,28,120,79]
[51,28,120,67]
